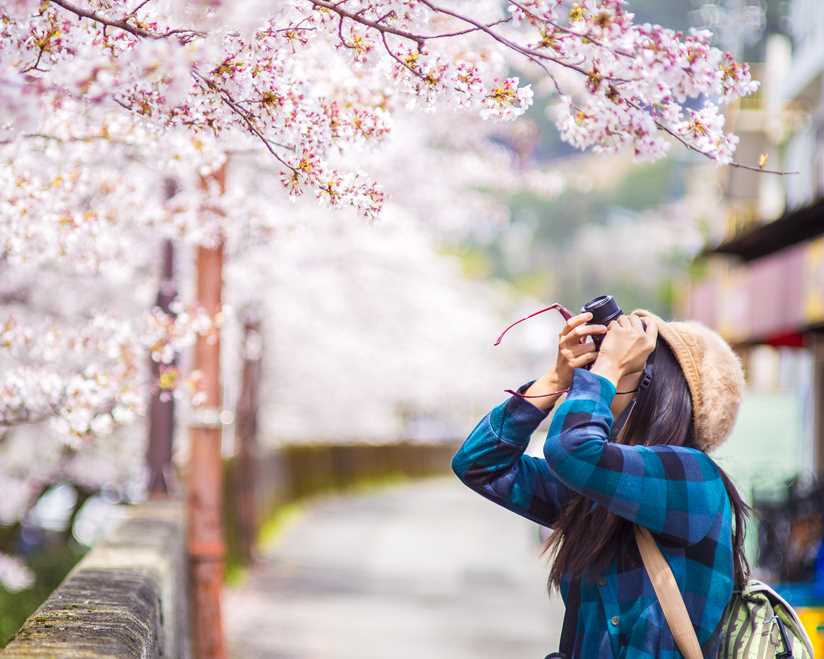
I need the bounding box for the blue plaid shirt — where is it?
[451,367,733,658]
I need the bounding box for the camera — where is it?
[581,294,623,370]
[581,295,623,351]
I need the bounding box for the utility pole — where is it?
[146,234,178,499]
[234,311,263,563]
[188,163,227,659]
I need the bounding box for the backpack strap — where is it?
[634,525,704,659]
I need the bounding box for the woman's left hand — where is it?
[591,313,658,387]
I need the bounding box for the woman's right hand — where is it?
[523,312,608,411]
[550,311,608,387]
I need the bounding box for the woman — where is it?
[451,308,750,658]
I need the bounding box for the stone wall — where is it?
[1,501,187,659]
[1,442,455,656]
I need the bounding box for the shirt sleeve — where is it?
[543,367,726,545]
[451,381,573,528]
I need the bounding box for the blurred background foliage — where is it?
[440,0,792,317]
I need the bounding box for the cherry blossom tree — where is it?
[0,0,771,593]
[0,1,773,428]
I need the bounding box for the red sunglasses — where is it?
[493,303,641,399]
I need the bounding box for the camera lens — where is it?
[581,295,623,355]
[582,295,622,327]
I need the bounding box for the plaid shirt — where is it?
[451,367,733,659]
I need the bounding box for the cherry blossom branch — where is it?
[49,0,204,40]
[507,0,634,59]
[307,0,426,48]
[21,48,47,74]
[621,99,797,175]
[418,2,786,174]
[379,32,427,81]
[419,1,590,77]
[126,0,155,19]
[190,70,298,174]
[310,0,631,90]
[3,0,789,185]
[655,119,797,175]
[419,16,513,39]
[309,0,508,42]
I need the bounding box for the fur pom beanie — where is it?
[629,308,746,452]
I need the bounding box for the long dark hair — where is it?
[540,337,751,591]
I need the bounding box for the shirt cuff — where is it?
[487,380,551,446]
[567,367,617,404]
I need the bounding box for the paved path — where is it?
[225,476,564,659]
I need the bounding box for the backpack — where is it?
[716,579,814,659]
[635,525,815,658]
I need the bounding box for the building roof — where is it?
[699,197,824,262]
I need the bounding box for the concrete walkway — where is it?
[225,476,565,659]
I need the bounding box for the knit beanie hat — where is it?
[629,308,745,452]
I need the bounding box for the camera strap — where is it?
[640,344,656,390]
[495,303,657,400]
[493,303,573,346]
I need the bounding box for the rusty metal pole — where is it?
[234,312,263,563]
[188,164,227,659]
[147,236,178,499]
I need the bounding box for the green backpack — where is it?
[717,579,814,659]
[635,526,815,658]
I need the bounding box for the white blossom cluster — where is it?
[513,1,761,164]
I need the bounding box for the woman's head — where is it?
[629,309,746,451]
[609,336,695,446]
[542,315,751,590]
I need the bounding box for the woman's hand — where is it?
[591,313,658,388]
[552,311,608,386]
[523,311,607,411]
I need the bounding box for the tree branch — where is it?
[620,99,797,175]
[655,119,797,175]
[507,0,634,59]
[417,1,589,76]
[379,32,427,81]
[191,70,298,173]
[307,0,425,49]
[49,0,204,40]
